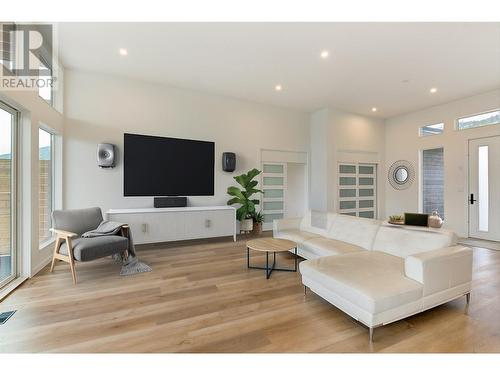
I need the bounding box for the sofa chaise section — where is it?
[273,211,473,341]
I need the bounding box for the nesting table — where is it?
[246,238,298,279]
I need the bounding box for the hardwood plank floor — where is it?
[0,234,499,353]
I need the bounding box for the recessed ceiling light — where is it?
[119,48,128,56]
[430,87,437,93]
[371,107,377,112]
[320,50,329,59]
[275,84,282,91]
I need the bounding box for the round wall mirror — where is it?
[394,167,408,184]
[388,160,415,190]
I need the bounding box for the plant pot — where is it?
[240,218,253,232]
[252,222,263,236]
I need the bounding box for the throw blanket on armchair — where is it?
[82,221,152,275]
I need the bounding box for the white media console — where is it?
[106,206,237,245]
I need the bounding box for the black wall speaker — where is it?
[222,152,236,172]
[154,196,187,208]
[97,143,115,168]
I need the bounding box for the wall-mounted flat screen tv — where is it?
[124,133,215,196]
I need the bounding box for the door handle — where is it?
[469,193,477,204]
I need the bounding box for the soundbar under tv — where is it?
[123,133,215,197]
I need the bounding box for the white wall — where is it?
[285,162,307,218]
[64,70,309,214]
[384,89,500,237]
[309,109,329,211]
[309,108,385,217]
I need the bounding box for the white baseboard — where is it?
[31,255,52,277]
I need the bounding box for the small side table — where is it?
[246,238,298,279]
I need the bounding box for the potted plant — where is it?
[252,211,264,235]
[227,168,262,233]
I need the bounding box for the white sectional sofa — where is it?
[273,211,473,341]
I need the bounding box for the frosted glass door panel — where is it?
[262,163,286,231]
[338,163,377,219]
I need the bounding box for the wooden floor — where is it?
[1,235,499,353]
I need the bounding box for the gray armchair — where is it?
[50,207,129,284]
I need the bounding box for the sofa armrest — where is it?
[273,217,302,235]
[405,245,472,296]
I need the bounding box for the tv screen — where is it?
[124,133,215,196]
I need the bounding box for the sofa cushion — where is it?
[298,210,329,236]
[275,229,319,247]
[327,214,381,250]
[300,251,423,314]
[60,235,128,262]
[372,226,457,258]
[302,237,365,257]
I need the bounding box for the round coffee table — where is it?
[246,238,298,279]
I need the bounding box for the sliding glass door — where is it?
[0,101,17,289]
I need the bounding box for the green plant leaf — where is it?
[234,174,249,188]
[227,197,243,206]
[246,168,261,181]
[227,186,245,199]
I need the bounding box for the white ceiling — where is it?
[57,23,500,118]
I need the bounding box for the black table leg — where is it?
[247,247,297,279]
[266,251,270,279]
[294,247,298,271]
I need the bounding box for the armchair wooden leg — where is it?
[50,236,62,273]
[66,237,77,285]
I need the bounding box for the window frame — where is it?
[38,126,56,249]
[456,108,500,131]
[420,147,445,219]
[0,100,19,290]
[419,122,444,137]
[38,56,54,106]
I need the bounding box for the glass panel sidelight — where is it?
[358,165,374,174]
[340,189,356,198]
[263,164,284,174]
[263,177,284,186]
[359,211,375,219]
[359,177,374,185]
[359,188,374,197]
[478,146,489,231]
[263,201,284,211]
[339,165,356,174]
[339,201,356,210]
[339,177,356,185]
[359,200,374,208]
[263,189,283,198]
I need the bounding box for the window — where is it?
[422,148,444,219]
[420,122,444,136]
[457,109,500,130]
[0,102,18,288]
[338,163,377,219]
[38,59,53,104]
[39,128,54,246]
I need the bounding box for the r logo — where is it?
[1,23,53,77]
